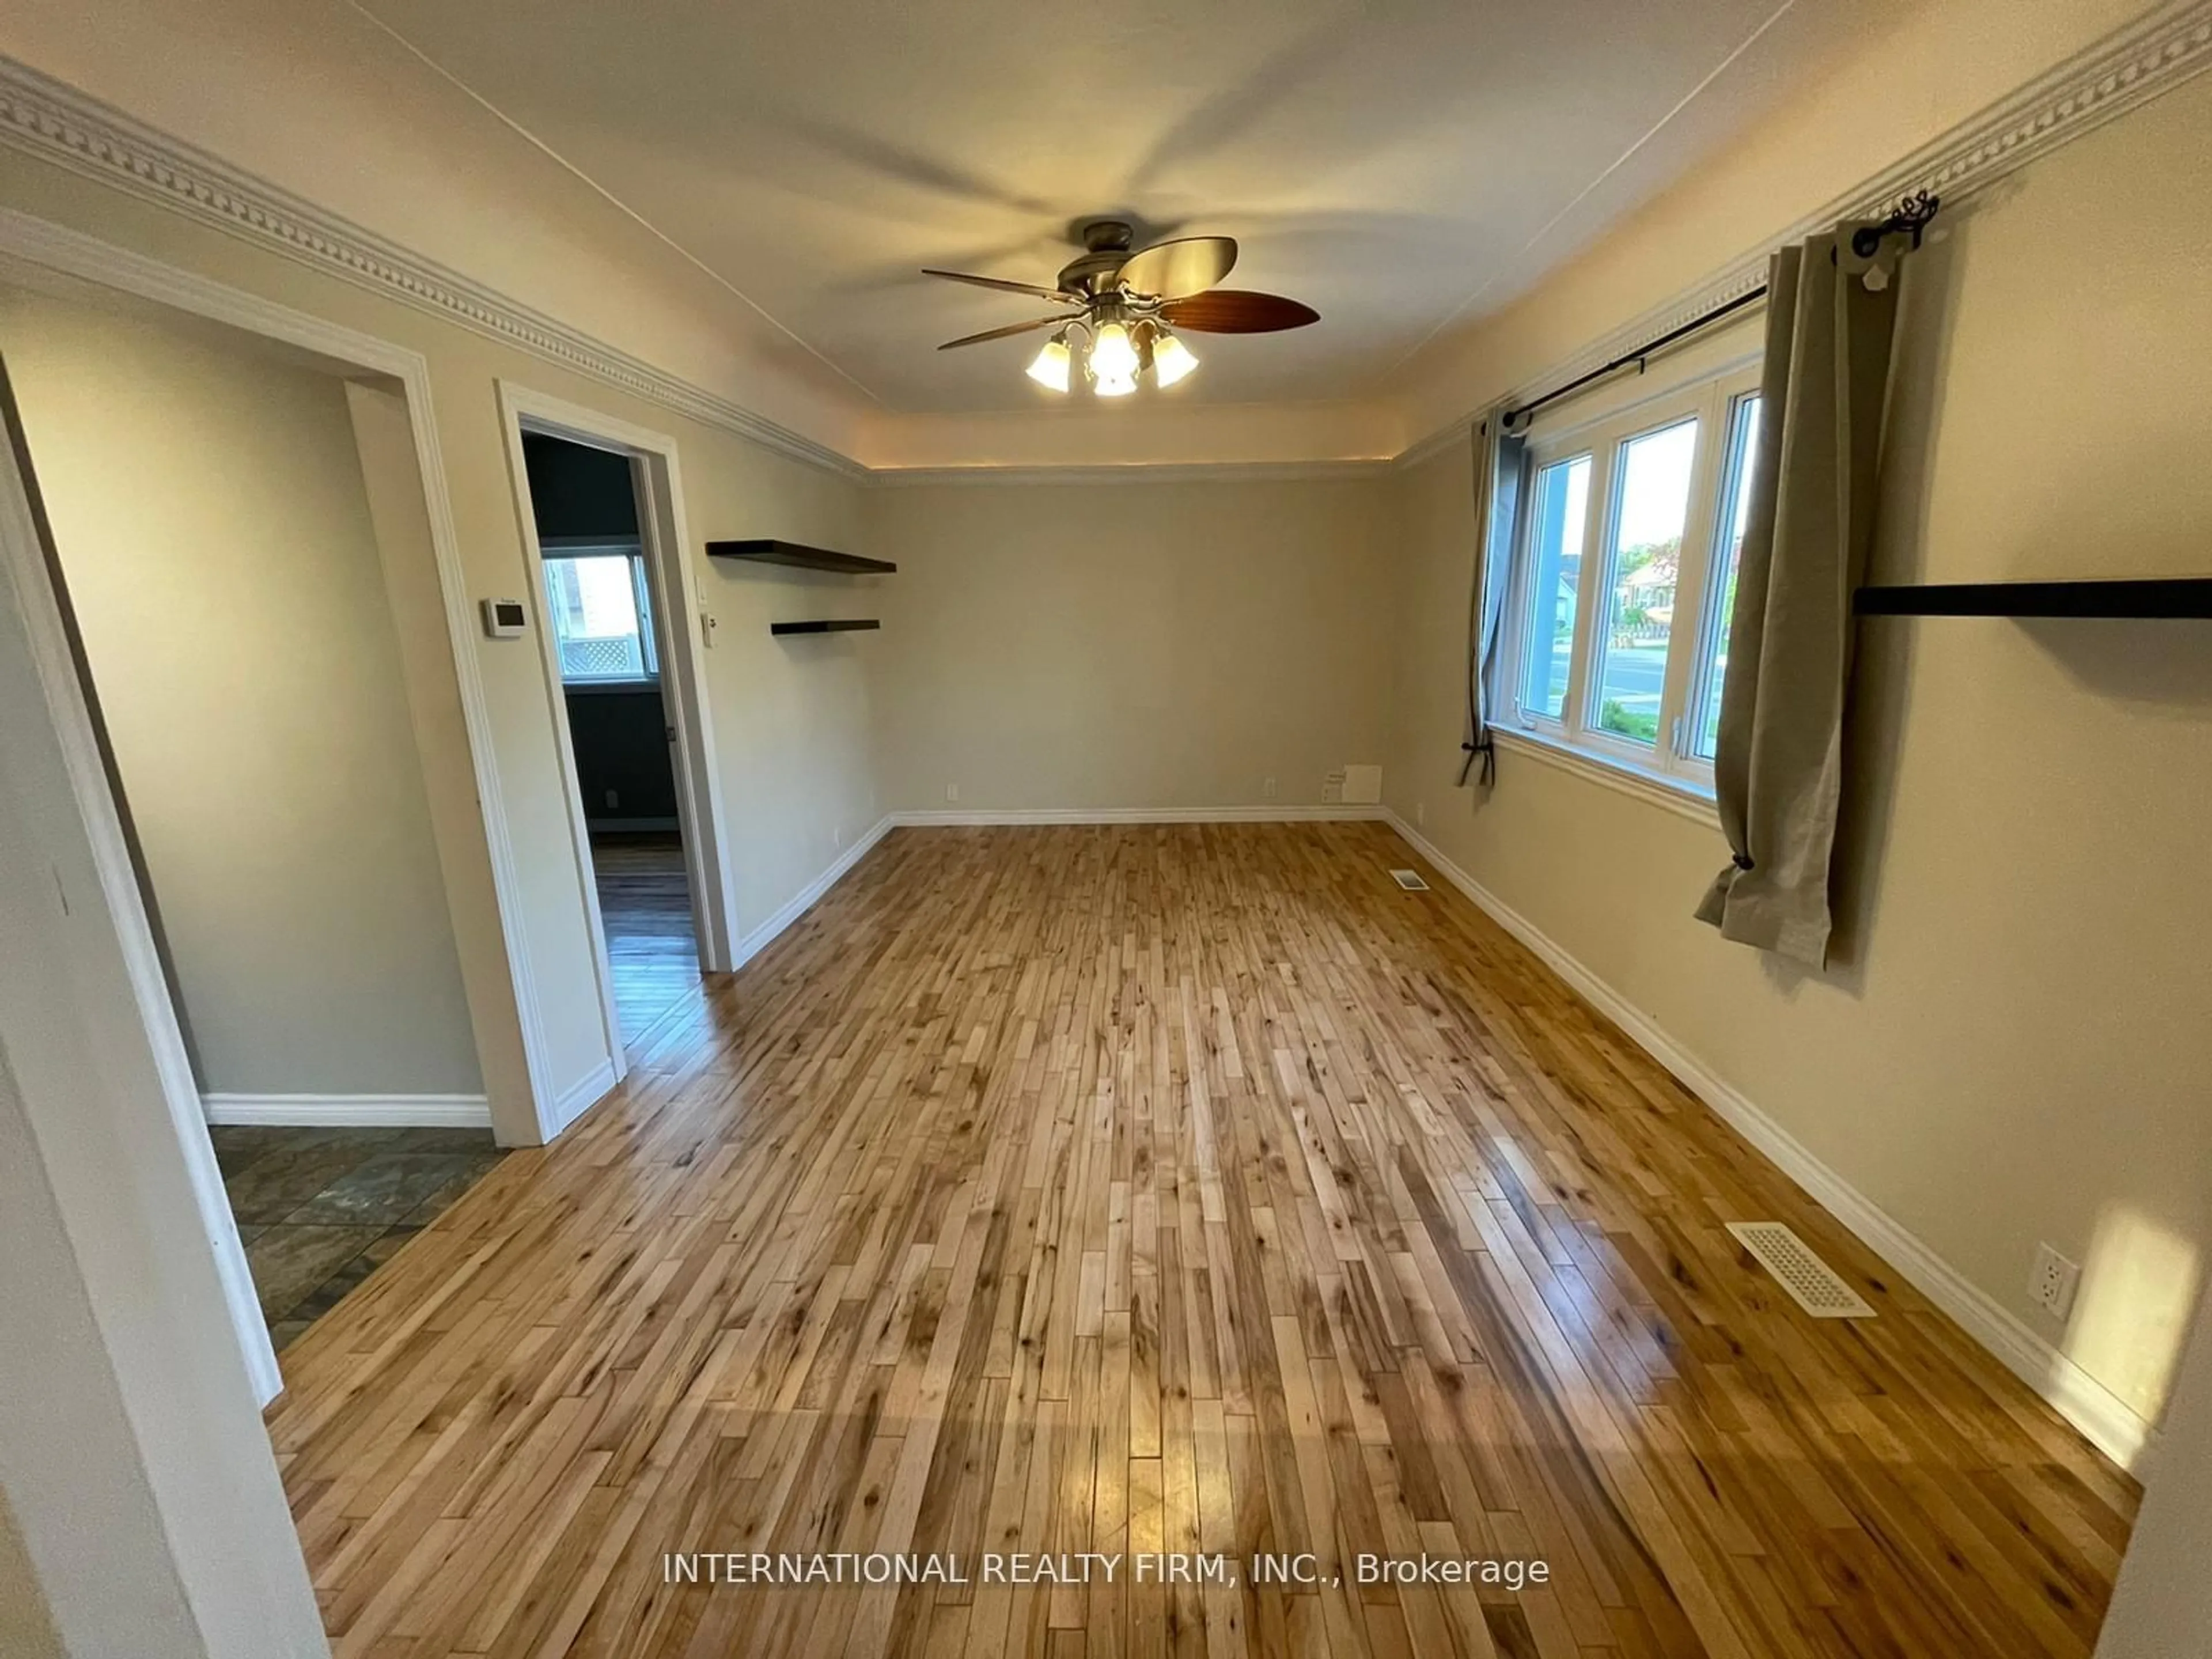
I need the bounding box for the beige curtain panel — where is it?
[1696,223,1910,966]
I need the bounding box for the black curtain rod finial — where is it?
[1852,190,1941,258]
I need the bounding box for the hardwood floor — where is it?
[591,832,702,1045]
[267,823,2137,1658]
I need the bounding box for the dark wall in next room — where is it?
[522,430,638,540]
[565,687,677,828]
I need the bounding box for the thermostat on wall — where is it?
[480,597,529,638]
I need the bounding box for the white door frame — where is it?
[0,318,332,1652]
[0,209,587,1405]
[498,381,738,1006]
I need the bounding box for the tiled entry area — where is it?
[209,1125,504,1349]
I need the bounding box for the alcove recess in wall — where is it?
[707,539,894,638]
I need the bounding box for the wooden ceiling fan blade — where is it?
[922,267,1071,301]
[1113,236,1237,300]
[937,316,1067,350]
[1158,290,1319,333]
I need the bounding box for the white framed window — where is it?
[1500,359,1762,797]
[541,541,660,686]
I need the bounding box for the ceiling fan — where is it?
[924,219,1319,397]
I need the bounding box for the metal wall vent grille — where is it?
[1726,1222,1876,1318]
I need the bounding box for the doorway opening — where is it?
[0,280,507,1365]
[504,397,732,1055]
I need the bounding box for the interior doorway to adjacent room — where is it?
[0,280,507,1373]
[503,393,732,1054]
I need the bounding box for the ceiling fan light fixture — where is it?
[924,224,1315,399]
[1088,321,1140,386]
[1151,329,1199,388]
[1025,332,1072,392]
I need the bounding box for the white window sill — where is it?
[1488,726,1721,830]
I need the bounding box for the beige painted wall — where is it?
[1387,71,2212,1429]
[866,476,1395,813]
[1,289,483,1097]
[684,437,878,933]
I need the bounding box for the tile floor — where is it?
[209,1124,505,1349]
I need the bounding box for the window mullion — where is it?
[1501,457,1536,726]
[631,553,660,679]
[1652,388,1726,772]
[1560,437,1612,741]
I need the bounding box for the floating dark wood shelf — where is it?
[769,618,881,636]
[709,539,896,574]
[1855,578,2212,619]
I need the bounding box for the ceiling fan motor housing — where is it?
[1051,219,1137,296]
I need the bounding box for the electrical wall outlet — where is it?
[2028,1244,2080,1321]
[1415,801,1426,827]
[945,782,959,802]
[1262,776,1278,800]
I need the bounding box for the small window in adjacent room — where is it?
[543,544,660,685]
[1501,358,1762,796]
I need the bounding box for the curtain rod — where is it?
[1501,192,1940,431]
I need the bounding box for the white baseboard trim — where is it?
[547,1056,620,1138]
[201,1092,493,1130]
[733,815,899,969]
[887,805,1389,827]
[1380,809,2157,1475]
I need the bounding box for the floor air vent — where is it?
[1389,869,1430,891]
[1725,1222,1875,1318]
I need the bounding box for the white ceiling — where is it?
[328,0,1895,416]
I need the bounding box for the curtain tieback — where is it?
[1733,853,1755,871]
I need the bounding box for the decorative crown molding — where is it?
[0,58,868,481]
[1412,0,2212,456]
[869,458,1393,488]
[1,2,2207,485]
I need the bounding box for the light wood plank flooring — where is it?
[267,823,2137,1657]
[590,832,702,1045]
